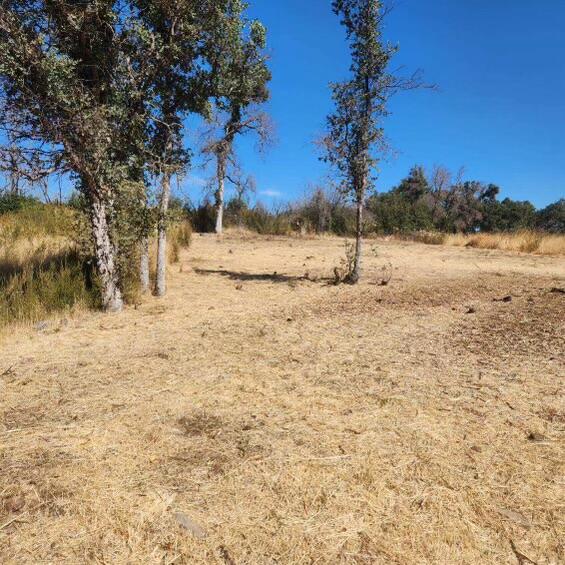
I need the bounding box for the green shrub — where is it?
[0,193,42,215]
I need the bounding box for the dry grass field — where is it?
[1,233,563,564]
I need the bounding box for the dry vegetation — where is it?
[444,230,565,255]
[397,230,565,256]
[0,209,192,326]
[1,234,564,564]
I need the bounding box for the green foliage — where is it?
[369,191,434,233]
[0,202,95,326]
[479,198,536,232]
[536,199,564,233]
[0,193,41,215]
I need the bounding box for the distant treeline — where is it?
[186,166,564,236]
[2,164,563,237]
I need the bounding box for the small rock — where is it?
[174,512,207,539]
[466,307,477,314]
[235,284,243,291]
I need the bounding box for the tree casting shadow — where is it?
[195,268,332,285]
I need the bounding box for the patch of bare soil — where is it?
[0,235,563,564]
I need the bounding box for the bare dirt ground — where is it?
[1,234,564,564]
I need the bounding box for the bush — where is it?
[0,193,41,215]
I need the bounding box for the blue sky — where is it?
[186,0,564,209]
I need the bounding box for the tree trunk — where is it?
[140,236,150,294]
[215,154,226,235]
[350,198,364,284]
[90,193,123,312]
[155,173,171,297]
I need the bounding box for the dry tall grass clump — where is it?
[0,205,75,243]
[0,237,97,326]
[444,230,565,254]
[395,229,564,255]
[0,207,96,326]
[167,220,193,264]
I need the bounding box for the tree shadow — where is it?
[195,268,332,285]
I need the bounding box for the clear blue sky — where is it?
[187,0,564,209]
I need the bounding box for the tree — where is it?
[135,0,269,294]
[202,11,271,235]
[322,0,427,283]
[536,199,564,233]
[133,0,211,296]
[396,165,429,203]
[0,0,149,311]
[480,197,536,232]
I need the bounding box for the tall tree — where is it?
[202,10,271,235]
[0,0,148,311]
[135,0,268,293]
[322,0,426,283]
[133,0,209,297]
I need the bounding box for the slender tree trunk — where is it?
[155,173,171,297]
[140,236,150,294]
[215,154,226,235]
[350,197,364,284]
[90,192,123,312]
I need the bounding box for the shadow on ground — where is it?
[195,268,332,284]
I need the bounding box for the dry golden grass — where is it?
[1,234,564,564]
[444,230,565,255]
[0,236,95,327]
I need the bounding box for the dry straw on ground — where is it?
[1,234,564,564]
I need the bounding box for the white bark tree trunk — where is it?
[90,193,123,312]
[350,198,363,284]
[155,173,171,297]
[215,155,226,235]
[140,236,150,294]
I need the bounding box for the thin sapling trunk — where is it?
[215,153,227,235]
[350,197,364,283]
[140,236,150,293]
